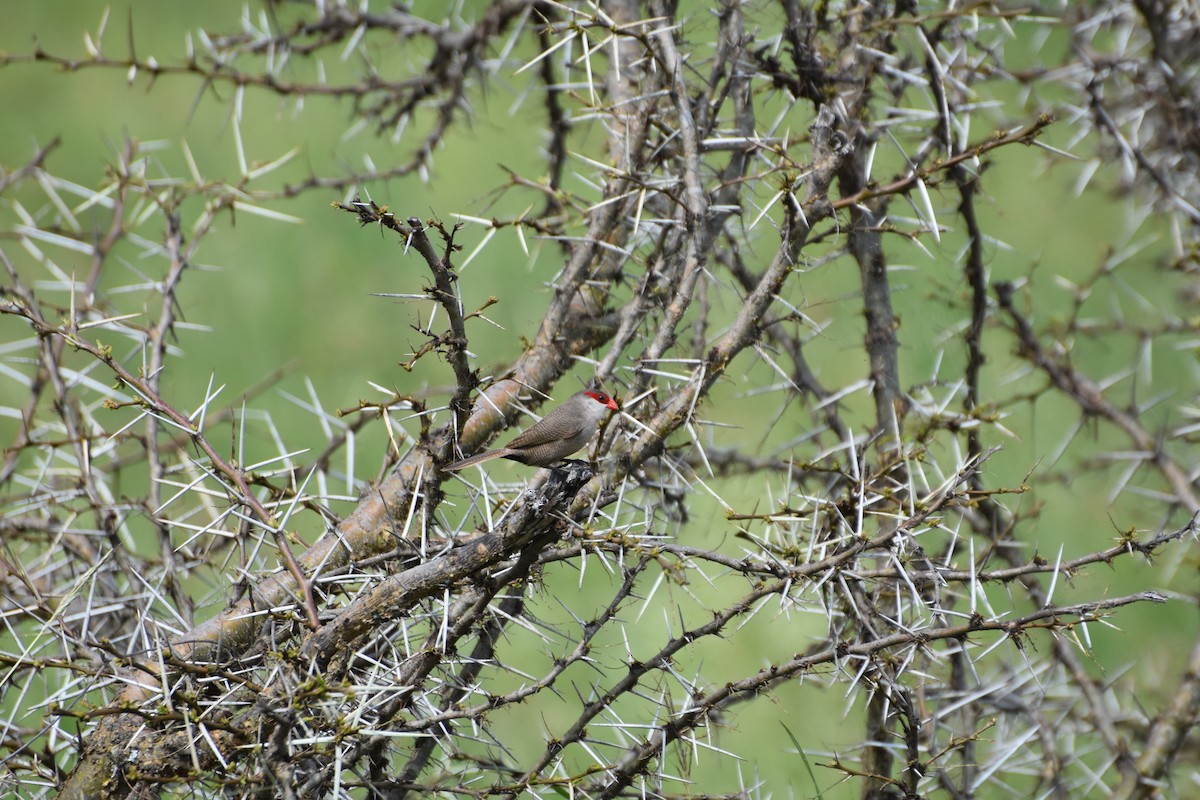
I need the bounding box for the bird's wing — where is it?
[505,418,584,450]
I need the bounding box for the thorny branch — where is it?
[0,3,1197,800]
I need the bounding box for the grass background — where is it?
[1,2,1195,796]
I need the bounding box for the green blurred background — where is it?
[1,2,1195,796]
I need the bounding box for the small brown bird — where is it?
[441,389,619,472]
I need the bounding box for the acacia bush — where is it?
[1,2,1197,798]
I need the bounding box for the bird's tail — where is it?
[440,449,508,472]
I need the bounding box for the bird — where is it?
[441,389,619,472]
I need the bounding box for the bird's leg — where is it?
[548,459,593,482]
